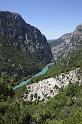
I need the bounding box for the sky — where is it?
[0,0,82,39]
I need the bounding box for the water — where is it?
[13,62,54,90]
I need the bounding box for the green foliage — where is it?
[0,76,14,100]
[0,35,52,86]
[0,42,82,124]
[1,80,82,124]
[0,11,53,85]
[29,48,82,84]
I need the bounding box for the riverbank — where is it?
[13,62,54,90]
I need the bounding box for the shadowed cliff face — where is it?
[0,11,52,82]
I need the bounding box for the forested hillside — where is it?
[0,11,52,85]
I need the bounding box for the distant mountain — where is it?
[50,25,82,59]
[48,33,71,48]
[0,11,52,84]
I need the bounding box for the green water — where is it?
[13,62,54,90]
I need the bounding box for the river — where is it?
[13,62,54,90]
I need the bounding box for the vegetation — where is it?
[0,36,46,85]
[0,76,82,124]
[0,11,82,124]
[0,42,82,123]
[0,11,52,86]
[28,48,82,84]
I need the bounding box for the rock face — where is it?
[48,33,71,48]
[51,33,72,59]
[0,11,52,81]
[22,24,82,102]
[72,24,82,48]
[23,68,82,101]
[50,24,82,59]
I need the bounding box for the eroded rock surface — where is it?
[23,68,82,101]
[51,24,82,59]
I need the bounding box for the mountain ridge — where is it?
[0,13,82,124]
[0,11,53,84]
[49,25,82,59]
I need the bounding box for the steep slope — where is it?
[0,11,52,84]
[0,23,82,124]
[48,33,71,48]
[50,25,82,59]
[23,26,82,101]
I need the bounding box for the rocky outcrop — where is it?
[51,24,82,59]
[23,68,82,102]
[0,11,52,82]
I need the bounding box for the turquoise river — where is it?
[13,62,54,90]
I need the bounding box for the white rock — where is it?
[23,68,81,102]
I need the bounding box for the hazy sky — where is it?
[0,0,82,39]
